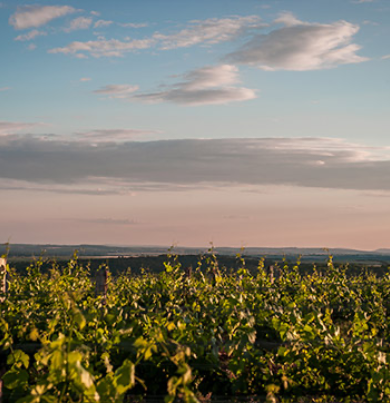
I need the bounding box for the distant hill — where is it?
[1,243,390,260]
[0,244,201,258]
[375,249,390,255]
[216,247,372,256]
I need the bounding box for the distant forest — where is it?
[6,254,390,278]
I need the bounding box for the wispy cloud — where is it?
[48,15,264,58]
[75,128,159,142]
[1,136,390,193]
[154,15,264,50]
[0,178,127,196]
[362,20,379,26]
[118,22,148,28]
[64,17,93,32]
[382,54,390,60]
[9,5,78,30]
[133,64,257,106]
[93,84,139,98]
[14,29,46,41]
[93,65,257,106]
[94,19,113,28]
[0,87,11,92]
[226,12,368,70]
[0,121,39,135]
[46,12,368,74]
[49,37,155,58]
[80,77,91,82]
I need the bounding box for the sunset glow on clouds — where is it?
[1,0,390,248]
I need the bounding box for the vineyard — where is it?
[1,252,390,402]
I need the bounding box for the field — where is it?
[1,252,390,402]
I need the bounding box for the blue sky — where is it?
[1,0,390,248]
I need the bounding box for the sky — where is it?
[1,0,390,250]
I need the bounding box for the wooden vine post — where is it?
[185,266,192,279]
[269,265,274,284]
[0,258,6,303]
[269,265,282,284]
[95,266,108,305]
[0,258,6,403]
